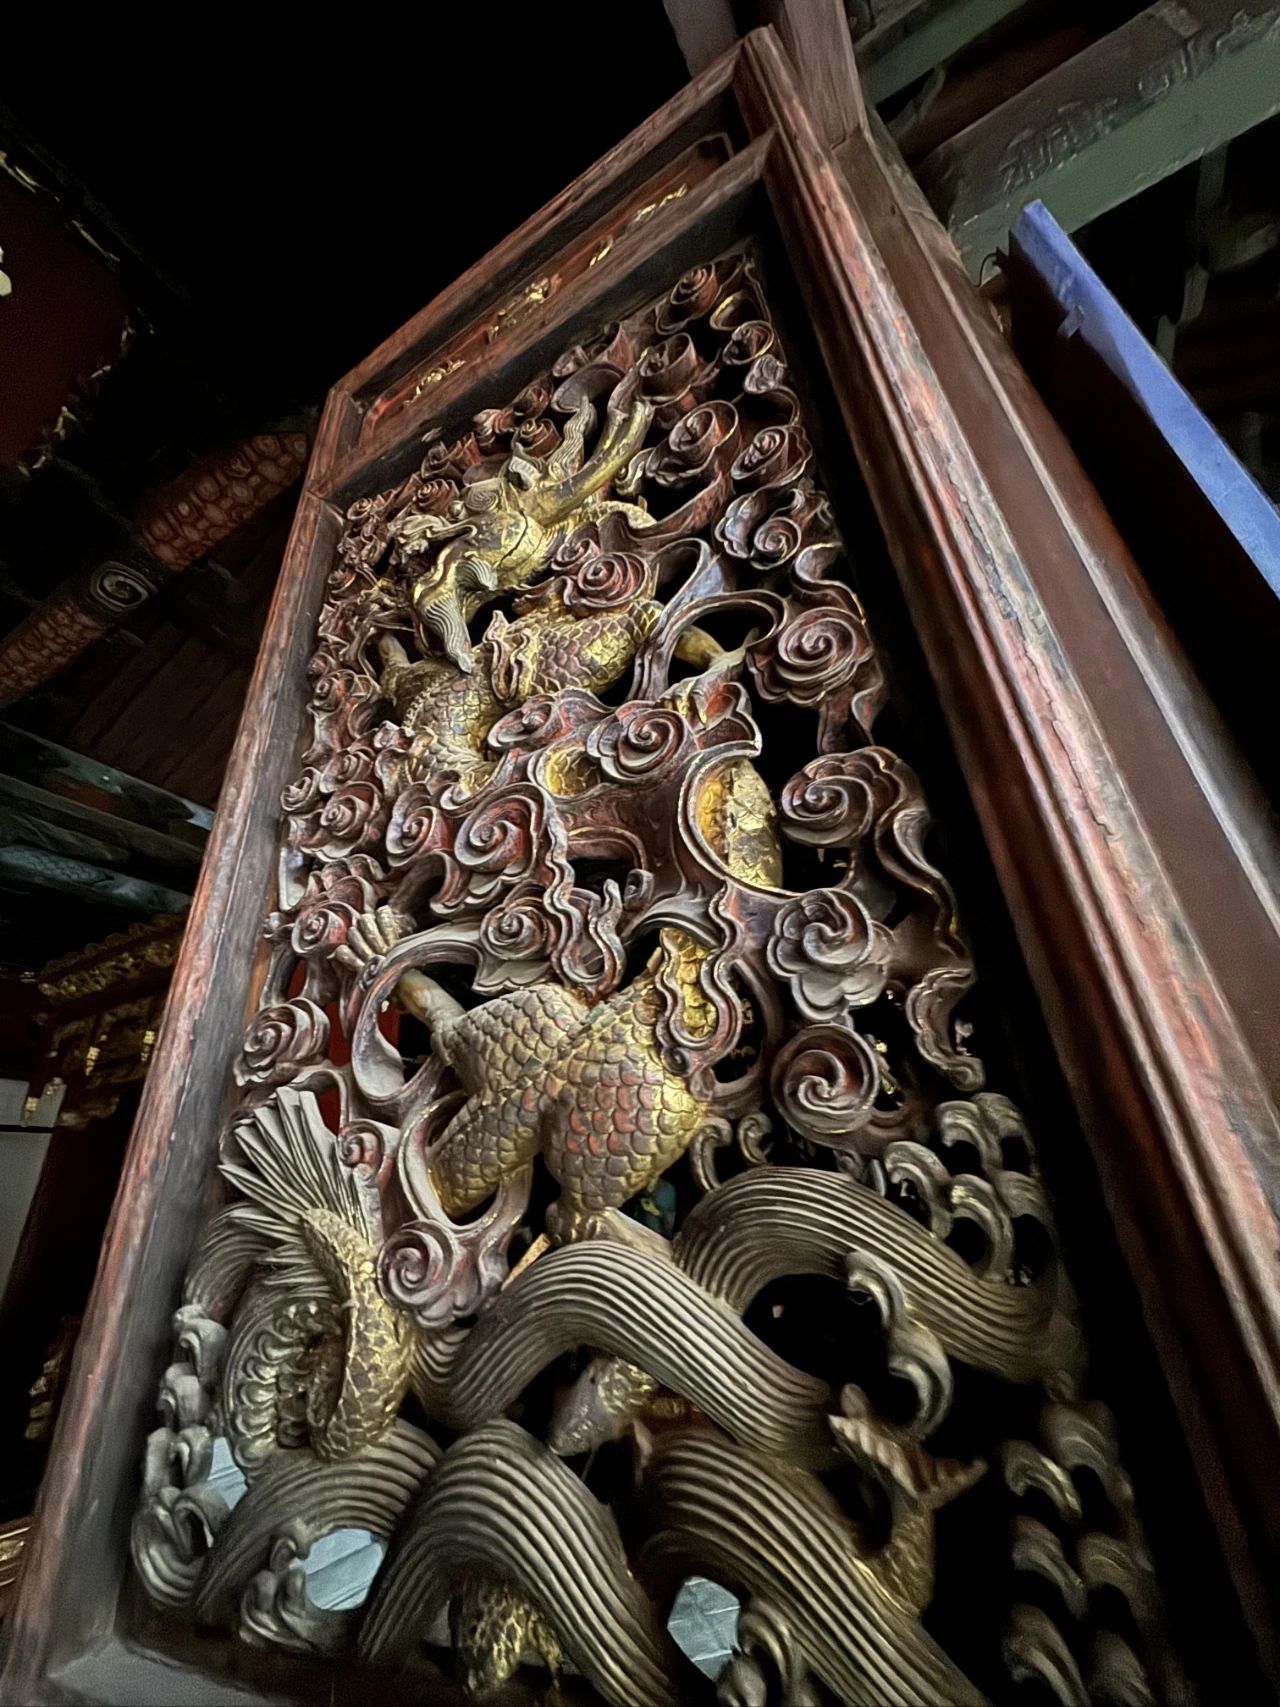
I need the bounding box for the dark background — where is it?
[3,9,688,452]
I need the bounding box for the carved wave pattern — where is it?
[133,248,1175,1702]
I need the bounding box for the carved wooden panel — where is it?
[128,249,1182,1705]
[8,28,1278,1707]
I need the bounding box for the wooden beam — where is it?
[0,431,309,707]
[748,0,867,146]
[0,846,190,916]
[671,1,867,148]
[0,725,212,839]
[919,0,1280,277]
[856,0,1030,105]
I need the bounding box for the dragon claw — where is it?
[336,906,413,974]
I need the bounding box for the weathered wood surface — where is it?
[919,0,1280,276]
[745,0,866,146]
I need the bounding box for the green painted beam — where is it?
[855,0,1030,105]
[918,0,1280,278]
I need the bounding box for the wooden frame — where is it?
[6,24,1278,1703]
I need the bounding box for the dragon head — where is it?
[396,474,537,672]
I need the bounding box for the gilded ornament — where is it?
[629,183,689,226]
[485,274,557,343]
[410,354,465,399]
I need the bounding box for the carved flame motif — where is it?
[134,251,1176,1704]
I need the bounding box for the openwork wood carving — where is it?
[134,251,1176,1703]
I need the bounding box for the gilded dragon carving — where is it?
[387,376,654,672]
[134,250,1178,1704]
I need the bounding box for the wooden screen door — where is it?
[7,24,1279,1706]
